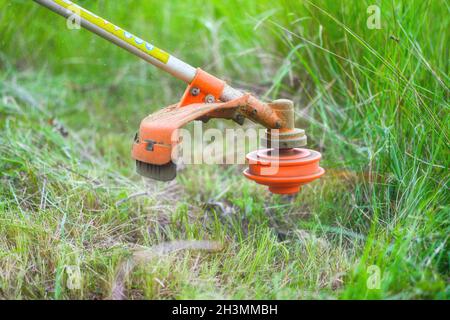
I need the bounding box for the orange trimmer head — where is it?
[244,148,324,194]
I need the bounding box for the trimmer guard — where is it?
[132,95,250,165]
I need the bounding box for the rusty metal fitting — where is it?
[259,99,307,149]
[268,99,295,130]
[261,128,307,149]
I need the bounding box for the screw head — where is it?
[190,87,200,96]
[235,114,245,125]
[205,94,215,103]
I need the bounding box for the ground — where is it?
[0,0,448,299]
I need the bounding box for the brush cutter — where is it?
[34,0,324,194]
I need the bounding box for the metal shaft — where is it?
[33,0,197,83]
[33,0,243,101]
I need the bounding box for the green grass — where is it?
[0,0,448,299]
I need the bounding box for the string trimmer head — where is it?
[34,0,324,195]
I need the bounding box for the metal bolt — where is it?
[235,114,245,125]
[190,87,200,96]
[144,139,156,151]
[205,94,215,103]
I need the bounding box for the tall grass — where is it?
[0,0,448,299]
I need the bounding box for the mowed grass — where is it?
[0,0,448,299]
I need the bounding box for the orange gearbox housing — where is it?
[132,69,226,165]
